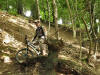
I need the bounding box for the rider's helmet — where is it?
[34,20,40,23]
[34,20,40,27]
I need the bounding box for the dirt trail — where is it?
[43,23,77,43]
[0,11,98,75]
[0,11,69,75]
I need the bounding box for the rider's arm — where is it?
[32,30,38,42]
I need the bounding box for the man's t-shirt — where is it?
[33,26,45,40]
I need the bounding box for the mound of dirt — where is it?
[0,11,96,75]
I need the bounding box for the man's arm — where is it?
[32,30,37,42]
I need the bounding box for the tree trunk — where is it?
[94,40,98,54]
[89,0,98,55]
[82,17,92,63]
[89,0,96,38]
[46,0,51,31]
[52,0,59,40]
[66,0,76,38]
[42,0,46,22]
[16,0,23,15]
[6,0,9,11]
[31,1,37,19]
[36,0,40,20]
[79,31,82,60]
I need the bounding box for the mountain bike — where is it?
[16,35,41,63]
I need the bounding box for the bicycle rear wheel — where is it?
[16,48,33,63]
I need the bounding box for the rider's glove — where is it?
[32,40,34,42]
[32,38,35,42]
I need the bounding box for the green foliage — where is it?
[8,9,17,15]
[31,0,39,19]
[0,0,99,30]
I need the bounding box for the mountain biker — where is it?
[32,20,48,56]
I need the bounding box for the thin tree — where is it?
[16,0,23,15]
[66,0,76,38]
[46,0,51,31]
[36,0,40,20]
[6,0,9,11]
[82,17,92,63]
[89,0,97,38]
[42,0,46,22]
[89,0,98,55]
[52,0,59,40]
[31,1,37,19]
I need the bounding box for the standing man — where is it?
[32,20,48,56]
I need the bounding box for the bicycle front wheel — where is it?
[16,48,33,63]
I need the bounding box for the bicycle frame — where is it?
[27,41,41,55]
[25,35,41,55]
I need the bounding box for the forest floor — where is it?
[0,11,99,75]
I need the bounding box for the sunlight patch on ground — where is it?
[0,72,2,75]
[3,34,14,44]
[8,17,30,29]
[0,11,35,50]
[58,55,72,60]
[28,23,37,29]
[0,11,35,31]
[1,56,12,64]
[1,50,10,55]
[8,18,17,23]
[2,31,23,49]
[58,55,82,66]
[0,13,6,17]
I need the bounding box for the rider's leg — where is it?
[39,38,48,56]
[42,44,48,56]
